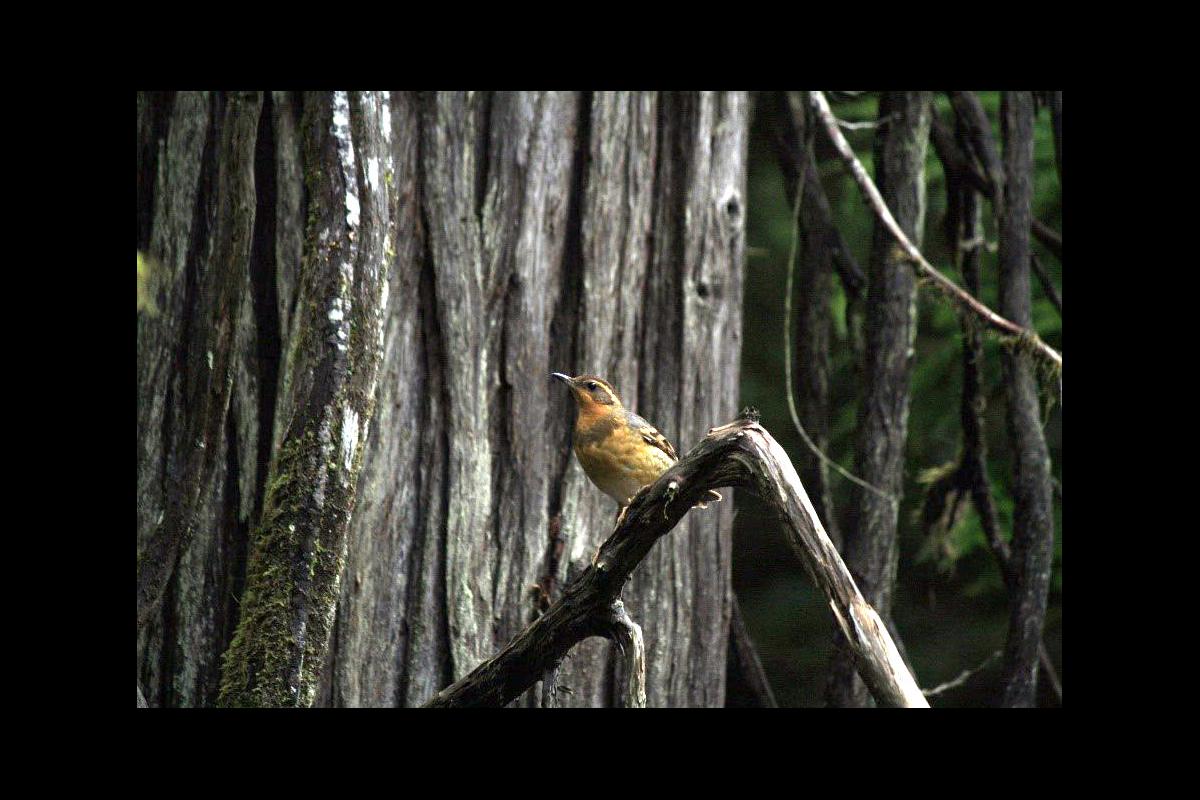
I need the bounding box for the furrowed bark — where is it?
[137,92,261,633]
[139,91,747,707]
[996,91,1056,708]
[555,91,746,708]
[424,415,928,708]
[217,92,392,707]
[826,91,931,708]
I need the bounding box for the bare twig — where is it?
[923,650,1001,698]
[837,112,897,131]
[424,413,928,708]
[810,91,1062,372]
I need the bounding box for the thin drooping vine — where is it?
[781,96,894,503]
[809,91,1062,375]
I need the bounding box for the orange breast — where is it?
[574,425,675,505]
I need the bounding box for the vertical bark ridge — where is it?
[217,92,392,707]
[139,90,747,707]
[554,91,661,706]
[137,92,262,706]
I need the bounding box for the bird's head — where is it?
[551,373,623,413]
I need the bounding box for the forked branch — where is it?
[424,412,928,708]
[809,91,1062,372]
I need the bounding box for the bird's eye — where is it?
[586,382,597,391]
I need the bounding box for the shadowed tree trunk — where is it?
[767,90,863,548]
[137,91,747,707]
[996,91,1055,707]
[825,91,931,708]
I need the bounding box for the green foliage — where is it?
[735,92,1062,706]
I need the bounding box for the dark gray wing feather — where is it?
[625,411,678,461]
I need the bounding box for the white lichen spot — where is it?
[331,91,360,230]
[381,99,392,142]
[289,524,296,532]
[341,407,359,474]
[319,229,330,243]
[206,350,213,370]
[366,157,380,192]
[328,306,344,323]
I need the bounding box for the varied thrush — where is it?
[552,372,721,517]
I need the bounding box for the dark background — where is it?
[731,92,1061,706]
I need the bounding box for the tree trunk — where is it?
[996,91,1055,707]
[825,91,931,707]
[136,91,747,707]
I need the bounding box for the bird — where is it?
[552,372,721,521]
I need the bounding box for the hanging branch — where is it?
[995,91,1057,707]
[810,91,1062,373]
[777,95,892,507]
[769,91,867,300]
[424,412,929,708]
[925,121,1061,705]
[939,94,1062,261]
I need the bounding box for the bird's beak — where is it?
[550,372,573,386]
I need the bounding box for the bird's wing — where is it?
[626,411,678,461]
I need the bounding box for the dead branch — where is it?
[809,91,1062,372]
[424,412,928,708]
[937,134,1062,706]
[608,600,647,708]
[923,650,1000,698]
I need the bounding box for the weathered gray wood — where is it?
[217,92,393,707]
[424,414,927,709]
[137,90,748,707]
[136,91,262,706]
[826,91,931,708]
